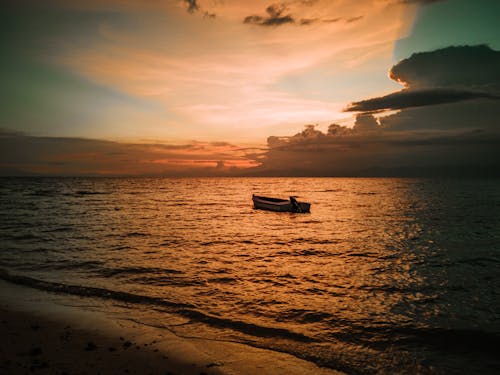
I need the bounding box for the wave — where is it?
[279,308,334,323]
[4,233,41,241]
[0,269,314,343]
[28,190,110,197]
[275,248,332,257]
[0,268,192,309]
[41,226,74,233]
[98,266,183,278]
[30,189,58,197]
[175,308,314,342]
[16,260,104,272]
[73,190,110,196]
[206,276,239,284]
[125,232,148,237]
[131,275,207,287]
[284,238,338,245]
[200,240,237,246]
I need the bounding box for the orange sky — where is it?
[48,0,413,143]
[6,1,499,176]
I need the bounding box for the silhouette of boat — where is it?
[252,194,311,213]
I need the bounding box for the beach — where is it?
[0,280,341,375]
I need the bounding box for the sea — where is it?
[0,177,499,374]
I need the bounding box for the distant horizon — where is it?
[2,166,500,178]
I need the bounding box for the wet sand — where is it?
[0,281,342,375]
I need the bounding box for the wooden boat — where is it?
[252,194,311,213]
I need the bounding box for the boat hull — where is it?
[252,195,310,213]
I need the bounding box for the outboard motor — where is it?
[290,196,302,213]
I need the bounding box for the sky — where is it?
[1,0,500,176]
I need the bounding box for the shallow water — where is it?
[1,177,499,374]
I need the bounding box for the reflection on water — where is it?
[0,177,499,374]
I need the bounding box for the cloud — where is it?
[0,131,262,176]
[183,0,216,19]
[353,113,380,131]
[243,2,365,27]
[256,45,500,176]
[184,0,200,14]
[346,16,363,23]
[256,123,500,177]
[345,88,499,112]
[346,45,500,112]
[244,3,295,26]
[389,45,500,89]
[374,45,500,131]
[381,99,500,131]
[322,18,341,23]
[299,18,318,25]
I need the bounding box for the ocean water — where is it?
[0,177,499,374]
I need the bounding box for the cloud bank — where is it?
[256,120,500,177]
[0,131,261,177]
[257,45,500,176]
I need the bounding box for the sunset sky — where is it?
[1,0,499,176]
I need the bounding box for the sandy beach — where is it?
[0,281,342,375]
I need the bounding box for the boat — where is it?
[252,194,311,213]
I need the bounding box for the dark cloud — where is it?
[243,14,295,27]
[255,123,500,177]
[244,3,295,27]
[184,0,200,14]
[371,45,500,132]
[389,45,500,89]
[322,18,341,23]
[0,132,259,177]
[381,99,500,131]
[300,18,318,25]
[256,45,500,176]
[353,114,381,131]
[266,3,288,17]
[346,16,363,23]
[243,2,363,27]
[183,0,216,19]
[345,88,499,112]
[347,45,500,112]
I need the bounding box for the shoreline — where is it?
[0,280,342,375]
